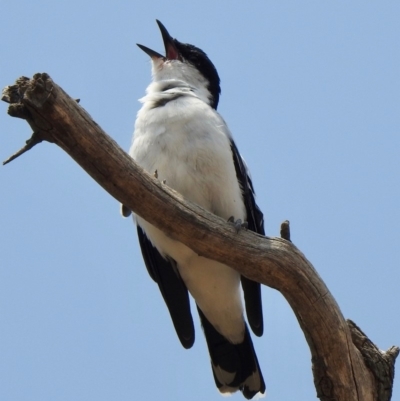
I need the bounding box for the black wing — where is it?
[137,226,195,348]
[230,140,265,337]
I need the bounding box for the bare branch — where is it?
[2,73,398,401]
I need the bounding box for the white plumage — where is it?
[131,74,247,342]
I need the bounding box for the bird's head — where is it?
[137,20,221,109]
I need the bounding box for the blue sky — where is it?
[1,2,399,400]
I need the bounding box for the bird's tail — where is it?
[197,308,265,399]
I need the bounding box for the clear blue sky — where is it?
[1,2,399,400]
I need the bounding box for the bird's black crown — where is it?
[173,40,221,109]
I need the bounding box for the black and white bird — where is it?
[126,20,266,399]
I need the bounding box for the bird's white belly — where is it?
[131,101,246,342]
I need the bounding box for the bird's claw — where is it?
[154,170,166,184]
[228,216,248,233]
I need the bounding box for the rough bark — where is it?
[2,73,398,401]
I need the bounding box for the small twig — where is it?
[3,131,43,165]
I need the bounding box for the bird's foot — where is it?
[154,169,166,184]
[228,216,248,233]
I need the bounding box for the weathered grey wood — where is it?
[3,73,398,401]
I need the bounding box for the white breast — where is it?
[130,88,246,342]
[131,94,245,221]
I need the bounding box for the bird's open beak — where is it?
[137,20,181,61]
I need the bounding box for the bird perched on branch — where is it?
[125,20,266,399]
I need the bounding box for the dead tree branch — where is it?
[2,73,398,401]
